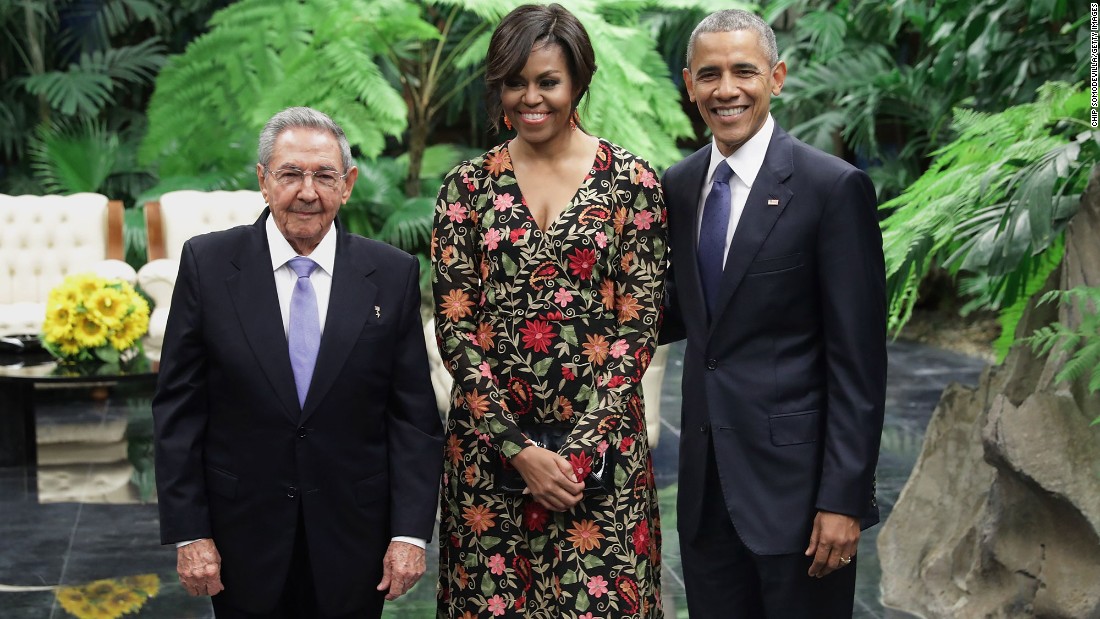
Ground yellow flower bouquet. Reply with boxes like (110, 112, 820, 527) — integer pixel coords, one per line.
(41, 273, 150, 364)
(55, 574, 161, 619)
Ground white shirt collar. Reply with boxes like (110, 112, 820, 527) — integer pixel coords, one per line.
(706, 113, 775, 188)
(265, 213, 337, 275)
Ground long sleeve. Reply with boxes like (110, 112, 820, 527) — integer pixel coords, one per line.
(814, 167, 887, 517)
(563, 157, 668, 458)
(152, 241, 212, 544)
(433, 162, 529, 458)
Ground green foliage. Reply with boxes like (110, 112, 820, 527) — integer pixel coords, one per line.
(568, 0, 700, 171)
(343, 143, 480, 250)
(1025, 286, 1100, 420)
(139, 0, 424, 192)
(880, 82, 1097, 334)
(0, 1, 167, 187)
(137, 0, 698, 270)
(768, 0, 1085, 200)
(958, 235, 1065, 361)
(0, 0, 228, 206)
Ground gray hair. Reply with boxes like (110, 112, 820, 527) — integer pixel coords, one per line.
(686, 9, 778, 68)
(257, 106, 354, 172)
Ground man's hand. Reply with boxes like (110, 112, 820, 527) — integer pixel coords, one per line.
(177, 538, 224, 596)
(511, 446, 585, 512)
(804, 511, 860, 578)
(376, 541, 425, 601)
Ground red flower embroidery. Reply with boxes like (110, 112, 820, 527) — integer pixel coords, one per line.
(518, 320, 555, 354)
(568, 248, 597, 280)
(523, 500, 549, 532)
(569, 451, 593, 480)
(632, 520, 650, 556)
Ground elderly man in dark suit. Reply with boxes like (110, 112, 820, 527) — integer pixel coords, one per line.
(660, 10, 887, 618)
(153, 106, 443, 618)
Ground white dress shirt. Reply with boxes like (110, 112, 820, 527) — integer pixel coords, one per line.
(266, 215, 335, 335)
(697, 114, 776, 268)
(180, 218, 425, 550)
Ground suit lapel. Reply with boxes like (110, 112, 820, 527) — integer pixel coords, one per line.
(300, 225, 377, 423)
(708, 128, 794, 335)
(673, 147, 711, 329)
(226, 210, 301, 422)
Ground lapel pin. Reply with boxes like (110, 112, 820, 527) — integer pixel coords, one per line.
(767, 198, 780, 206)
(374, 306, 381, 319)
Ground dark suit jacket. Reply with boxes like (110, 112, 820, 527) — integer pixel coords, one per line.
(661, 126, 886, 556)
(153, 210, 443, 616)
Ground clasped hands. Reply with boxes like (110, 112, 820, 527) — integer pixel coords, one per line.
(510, 445, 584, 511)
(176, 538, 425, 600)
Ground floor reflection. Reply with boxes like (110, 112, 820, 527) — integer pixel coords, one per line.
(0, 341, 986, 618)
(32, 385, 156, 504)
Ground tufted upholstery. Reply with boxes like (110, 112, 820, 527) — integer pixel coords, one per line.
(0, 193, 135, 335)
(138, 190, 268, 360)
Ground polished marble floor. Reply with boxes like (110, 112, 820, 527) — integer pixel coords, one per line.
(0, 340, 986, 618)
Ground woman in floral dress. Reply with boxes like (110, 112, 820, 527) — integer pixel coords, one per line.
(432, 4, 666, 618)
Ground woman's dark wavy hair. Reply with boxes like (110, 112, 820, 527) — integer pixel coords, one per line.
(484, 3, 597, 134)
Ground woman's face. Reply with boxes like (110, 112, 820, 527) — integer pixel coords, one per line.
(501, 43, 578, 145)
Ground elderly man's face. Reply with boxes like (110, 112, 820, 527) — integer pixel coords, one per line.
(257, 127, 357, 256)
(684, 29, 786, 157)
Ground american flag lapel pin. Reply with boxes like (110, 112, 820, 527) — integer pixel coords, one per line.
(374, 306, 381, 319)
(767, 197, 780, 206)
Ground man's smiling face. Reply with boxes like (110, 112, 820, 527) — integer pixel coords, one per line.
(683, 29, 786, 157)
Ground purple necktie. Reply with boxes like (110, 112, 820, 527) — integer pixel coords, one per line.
(287, 257, 320, 409)
(698, 160, 733, 317)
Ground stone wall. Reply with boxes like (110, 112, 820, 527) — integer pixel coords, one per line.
(878, 167, 1100, 618)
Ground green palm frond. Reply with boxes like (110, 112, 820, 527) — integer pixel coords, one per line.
(378, 196, 436, 251)
(28, 118, 119, 193)
(880, 82, 1096, 334)
(141, 0, 415, 180)
(1025, 286, 1100, 405)
(21, 70, 114, 117)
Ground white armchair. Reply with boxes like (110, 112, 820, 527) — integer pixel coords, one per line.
(0, 193, 135, 336)
(137, 190, 268, 360)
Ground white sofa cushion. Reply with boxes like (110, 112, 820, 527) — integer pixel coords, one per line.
(0, 193, 135, 335)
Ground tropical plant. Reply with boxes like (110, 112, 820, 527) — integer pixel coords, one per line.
(139, 0, 702, 253)
(139, 0, 423, 195)
(765, 0, 1086, 200)
(1025, 286, 1100, 426)
(879, 82, 1097, 357)
(0, 0, 172, 195)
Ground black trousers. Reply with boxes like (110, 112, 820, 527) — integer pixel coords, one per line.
(211, 508, 381, 619)
(680, 441, 857, 619)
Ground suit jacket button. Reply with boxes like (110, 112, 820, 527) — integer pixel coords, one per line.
(706, 359, 718, 370)
(287, 486, 298, 498)
(700, 422, 710, 433)
(297, 427, 307, 439)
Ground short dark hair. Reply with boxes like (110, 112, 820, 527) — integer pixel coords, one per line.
(687, 9, 778, 68)
(484, 3, 597, 134)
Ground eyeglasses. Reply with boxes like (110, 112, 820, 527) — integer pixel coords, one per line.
(264, 166, 348, 190)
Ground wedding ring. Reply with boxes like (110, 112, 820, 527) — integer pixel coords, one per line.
(839, 556, 852, 565)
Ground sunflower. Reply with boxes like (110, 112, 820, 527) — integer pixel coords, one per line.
(86, 288, 128, 327)
(72, 314, 108, 349)
(41, 274, 150, 361)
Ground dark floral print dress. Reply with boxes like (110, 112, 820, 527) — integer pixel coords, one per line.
(432, 138, 667, 619)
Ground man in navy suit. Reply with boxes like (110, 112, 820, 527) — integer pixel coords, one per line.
(153, 107, 443, 618)
(660, 10, 887, 618)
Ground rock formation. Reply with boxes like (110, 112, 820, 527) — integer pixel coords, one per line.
(878, 167, 1100, 618)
